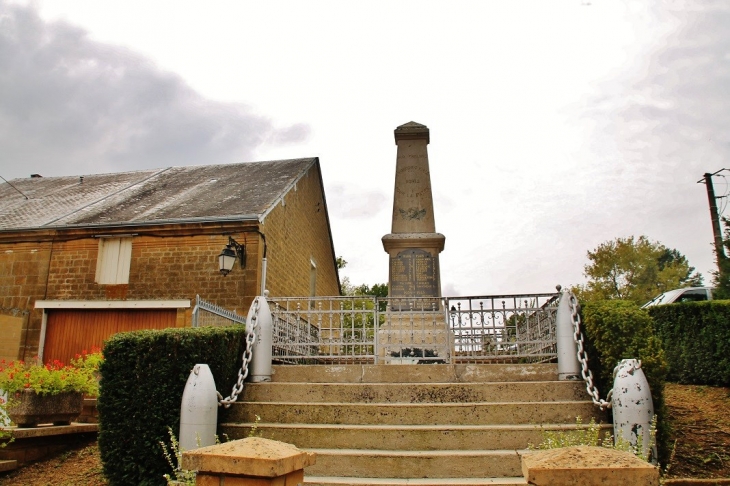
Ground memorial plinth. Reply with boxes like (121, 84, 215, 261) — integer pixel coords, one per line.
(381, 122, 449, 362)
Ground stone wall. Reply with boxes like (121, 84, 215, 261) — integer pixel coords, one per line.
(0, 242, 51, 361)
(262, 163, 340, 298)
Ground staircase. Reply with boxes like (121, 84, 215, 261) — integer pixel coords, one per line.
(220, 363, 608, 486)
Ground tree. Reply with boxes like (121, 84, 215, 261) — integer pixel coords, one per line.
(348, 283, 388, 298)
(575, 236, 703, 305)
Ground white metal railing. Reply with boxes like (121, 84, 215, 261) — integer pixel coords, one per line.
(267, 292, 559, 364)
(446, 293, 559, 364)
(192, 295, 246, 328)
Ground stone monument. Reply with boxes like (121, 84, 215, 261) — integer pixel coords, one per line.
(380, 122, 448, 362)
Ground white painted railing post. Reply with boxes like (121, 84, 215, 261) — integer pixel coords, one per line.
(249, 292, 273, 383)
(556, 288, 581, 380)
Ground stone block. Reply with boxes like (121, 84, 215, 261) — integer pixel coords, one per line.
(521, 446, 659, 486)
(182, 437, 315, 478)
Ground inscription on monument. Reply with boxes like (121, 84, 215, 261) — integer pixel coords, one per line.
(389, 249, 438, 299)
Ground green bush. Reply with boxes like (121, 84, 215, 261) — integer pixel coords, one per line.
(647, 300, 730, 386)
(98, 326, 247, 486)
(581, 300, 669, 465)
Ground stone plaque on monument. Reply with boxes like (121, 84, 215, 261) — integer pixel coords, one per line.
(389, 249, 438, 299)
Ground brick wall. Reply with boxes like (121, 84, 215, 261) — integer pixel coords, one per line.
(262, 163, 340, 298)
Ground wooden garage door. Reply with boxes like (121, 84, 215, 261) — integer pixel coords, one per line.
(43, 309, 176, 365)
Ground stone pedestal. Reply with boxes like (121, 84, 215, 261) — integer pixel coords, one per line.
(378, 310, 452, 363)
(521, 446, 659, 486)
(182, 437, 316, 486)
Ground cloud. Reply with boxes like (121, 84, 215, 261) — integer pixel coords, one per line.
(327, 183, 388, 219)
(0, 1, 308, 180)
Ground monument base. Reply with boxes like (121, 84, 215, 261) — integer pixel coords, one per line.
(377, 311, 452, 364)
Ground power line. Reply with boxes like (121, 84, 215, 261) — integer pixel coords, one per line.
(0, 175, 29, 200)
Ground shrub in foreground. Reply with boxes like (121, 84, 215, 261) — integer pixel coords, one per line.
(98, 326, 246, 486)
(580, 300, 669, 466)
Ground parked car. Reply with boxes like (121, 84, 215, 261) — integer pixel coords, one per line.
(641, 287, 714, 308)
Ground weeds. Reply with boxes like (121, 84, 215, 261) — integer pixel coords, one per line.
(159, 428, 196, 486)
(248, 414, 261, 438)
(529, 416, 658, 464)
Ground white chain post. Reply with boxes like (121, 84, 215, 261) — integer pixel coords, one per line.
(249, 291, 273, 383)
(180, 364, 218, 450)
(612, 359, 656, 462)
(556, 286, 581, 380)
(563, 287, 613, 410)
(217, 297, 260, 408)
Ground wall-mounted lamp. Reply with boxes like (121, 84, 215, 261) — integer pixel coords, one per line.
(218, 237, 246, 276)
(218, 231, 268, 295)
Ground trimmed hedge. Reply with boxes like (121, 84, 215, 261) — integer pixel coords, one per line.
(581, 300, 668, 464)
(647, 300, 730, 386)
(98, 326, 247, 486)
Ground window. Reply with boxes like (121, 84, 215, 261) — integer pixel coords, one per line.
(675, 289, 709, 303)
(95, 238, 132, 284)
(309, 259, 317, 307)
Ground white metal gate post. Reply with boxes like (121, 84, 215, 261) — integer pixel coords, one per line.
(556, 288, 581, 380)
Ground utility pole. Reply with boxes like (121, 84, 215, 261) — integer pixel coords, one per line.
(699, 169, 727, 270)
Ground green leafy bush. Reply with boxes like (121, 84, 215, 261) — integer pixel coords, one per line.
(98, 326, 247, 486)
(580, 300, 669, 465)
(647, 301, 730, 386)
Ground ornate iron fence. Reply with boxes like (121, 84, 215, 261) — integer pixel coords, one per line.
(445, 293, 559, 363)
(267, 292, 559, 364)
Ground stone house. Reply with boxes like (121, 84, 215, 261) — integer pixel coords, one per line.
(0, 158, 340, 364)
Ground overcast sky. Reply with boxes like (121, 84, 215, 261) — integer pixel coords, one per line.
(2, 0, 729, 297)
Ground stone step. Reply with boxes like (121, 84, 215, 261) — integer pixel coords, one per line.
(304, 476, 527, 485)
(302, 449, 525, 479)
(0, 459, 18, 472)
(220, 422, 613, 451)
(241, 381, 586, 404)
(270, 364, 558, 384)
(222, 400, 605, 425)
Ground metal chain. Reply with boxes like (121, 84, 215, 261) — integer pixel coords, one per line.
(217, 297, 260, 408)
(567, 292, 613, 410)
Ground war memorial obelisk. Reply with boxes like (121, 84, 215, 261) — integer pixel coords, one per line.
(380, 122, 448, 361)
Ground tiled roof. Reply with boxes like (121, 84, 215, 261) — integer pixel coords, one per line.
(0, 158, 316, 230)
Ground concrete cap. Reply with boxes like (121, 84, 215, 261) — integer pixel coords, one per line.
(395, 122, 429, 144)
(382, 232, 445, 252)
(521, 446, 659, 486)
(182, 437, 316, 478)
